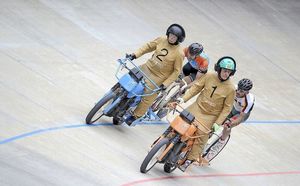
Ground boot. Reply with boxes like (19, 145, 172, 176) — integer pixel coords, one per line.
(124, 115, 137, 126)
(178, 159, 193, 172)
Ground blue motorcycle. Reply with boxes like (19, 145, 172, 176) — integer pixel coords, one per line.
(85, 57, 162, 125)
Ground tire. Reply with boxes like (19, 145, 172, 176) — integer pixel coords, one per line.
(85, 91, 116, 124)
(140, 138, 170, 173)
(202, 135, 230, 162)
(157, 83, 180, 109)
(164, 162, 177, 173)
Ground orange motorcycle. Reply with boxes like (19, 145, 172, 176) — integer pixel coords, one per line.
(140, 107, 211, 173)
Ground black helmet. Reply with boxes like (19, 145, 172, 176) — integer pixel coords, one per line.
(166, 23, 186, 43)
(188, 43, 203, 56)
(238, 78, 253, 91)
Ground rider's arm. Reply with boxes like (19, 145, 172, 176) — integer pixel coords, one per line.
(182, 73, 207, 102)
(162, 54, 184, 87)
(134, 37, 163, 58)
(215, 88, 236, 125)
(230, 112, 246, 128)
(230, 94, 255, 127)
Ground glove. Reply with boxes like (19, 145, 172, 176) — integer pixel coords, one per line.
(212, 123, 221, 132)
(176, 97, 184, 104)
(126, 53, 136, 61)
(160, 84, 167, 91)
(167, 97, 184, 109)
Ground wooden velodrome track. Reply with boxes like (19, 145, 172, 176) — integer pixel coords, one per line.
(1, 0, 300, 185)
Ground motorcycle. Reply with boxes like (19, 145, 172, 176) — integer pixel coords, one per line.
(85, 57, 161, 126)
(140, 106, 231, 173)
(140, 106, 211, 173)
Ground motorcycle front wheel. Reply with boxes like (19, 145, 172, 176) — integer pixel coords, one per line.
(140, 138, 170, 173)
(85, 91, 116, 124)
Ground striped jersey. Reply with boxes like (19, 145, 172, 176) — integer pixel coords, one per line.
(234, 93, 255, 113)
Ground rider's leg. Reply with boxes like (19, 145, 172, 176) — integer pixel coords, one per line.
(124, 67, 163, 125)
(180, 73, 195, 95)
(179, 129, 209, 171)
(125, 93, 159, 125)
(181, 75, 193, 87)
(187, 129, 209, 161)
(195, 71, 206, 80)
(133, 93, 158, 117)
(182, 62, 196, 76)
(127, 77, 162, 124)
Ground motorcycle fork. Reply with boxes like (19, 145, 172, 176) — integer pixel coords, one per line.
(168, 142, 187, 165)
(113, 96, 133, 118)
(177, 139, 194, 165)
(157, 134, 180, 162)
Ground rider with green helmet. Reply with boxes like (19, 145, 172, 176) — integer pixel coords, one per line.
(214, 56, 236, 81)
(170, 56, 237, 171)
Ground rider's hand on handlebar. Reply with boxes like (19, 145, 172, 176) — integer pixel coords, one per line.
(168, 97, 184, 109)
(160, 84, 167, 91)
(212, 123, 222, 133)
(167, 102, 178, 109)
(126, 53, 136, 61)
(223, 119, 232, 128)
(176, 97, 184, 104)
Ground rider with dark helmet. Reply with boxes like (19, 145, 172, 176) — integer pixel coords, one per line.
(124, 23, 185, 125)
(166, 24, 186, 45)
(181, 43, 209, 86)
(188, 43, 203, 56)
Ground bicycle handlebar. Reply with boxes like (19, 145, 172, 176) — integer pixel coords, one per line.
(115, 58, 161, 96)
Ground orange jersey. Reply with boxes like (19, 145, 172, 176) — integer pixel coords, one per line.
(183, 48, 209, 70)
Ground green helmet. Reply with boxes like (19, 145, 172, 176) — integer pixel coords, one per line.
(219, 58, 235, 70)
(214, 56, 236, 76)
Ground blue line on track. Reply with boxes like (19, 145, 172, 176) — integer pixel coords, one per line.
(0, 120, 299, 145)
(245, 120, 300, 124)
